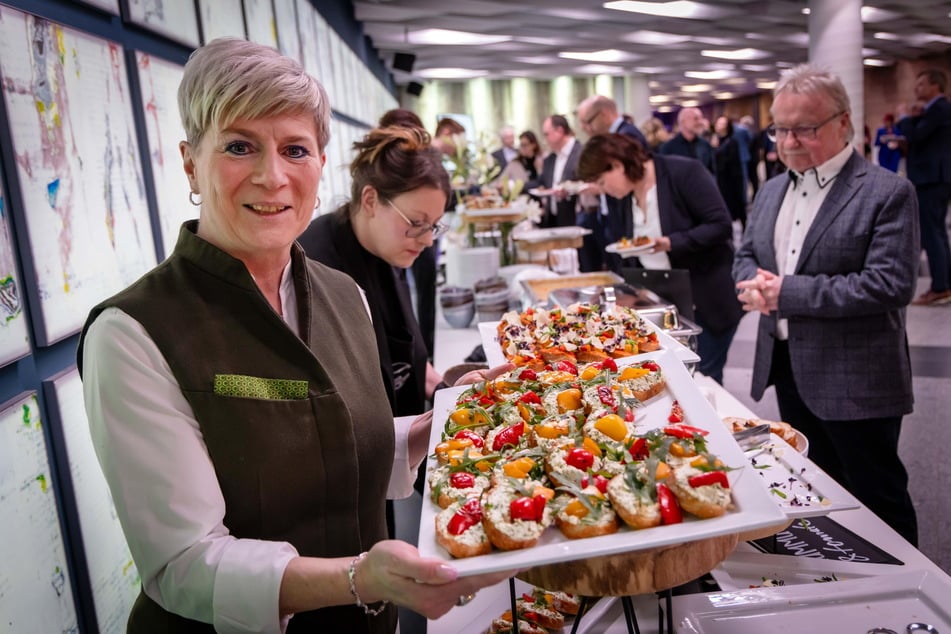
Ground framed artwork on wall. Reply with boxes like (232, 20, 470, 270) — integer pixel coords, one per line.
(197, 0, 247, 44)
(0, 158, 31, 367)
(44, 368, 140, 633)
(122, 0, 201, 49)
(134, 51, 193, 259)
(242, 0, 277, 48)
(0, 8, 157, 345)
(0, 392, 80, 633)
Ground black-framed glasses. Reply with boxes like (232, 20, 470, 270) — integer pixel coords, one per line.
(387, 200, 448, 239)
(767, 111, 845, 142)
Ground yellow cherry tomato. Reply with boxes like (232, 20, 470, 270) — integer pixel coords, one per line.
(556, 388, 583, 412)
(594, 414, 627, 442)
(580, 365, 600, 380)
(582, 436, 603, 457)
(563, 499, 589, 518)
(619, 366, 649, 381)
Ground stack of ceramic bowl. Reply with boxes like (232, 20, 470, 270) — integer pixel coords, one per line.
(439, 286, 475, 328)
(473, 276, 510, 323)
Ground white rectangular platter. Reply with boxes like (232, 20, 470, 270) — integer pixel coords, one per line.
(418, 350, 788, 577)
(709, 551, 908, 592)
(479, 315, 700, 370)
(674, 569, 951, 633)
(740, 436, 861, 519)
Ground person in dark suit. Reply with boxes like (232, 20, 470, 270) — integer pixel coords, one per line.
(712, 116, 747, 229)
(659, 106, 716, 174)
(577, 133, 743, 384)
(897, 68, 951, 306)
(490, 125, 518, 170)
(538, 114, 582, 227)
(576, 95, 649, 271)
(734, 64, 920, 546)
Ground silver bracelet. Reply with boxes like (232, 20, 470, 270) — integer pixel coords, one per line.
(347, 551, 388, 616)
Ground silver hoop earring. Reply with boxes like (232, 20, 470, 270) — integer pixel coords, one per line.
(189, 191, 201, 206)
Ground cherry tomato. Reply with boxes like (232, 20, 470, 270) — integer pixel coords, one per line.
(492, 422, 525, 451)
(656, 483, 683, 525)
(554, 360, 578, 375)
(517, 368, 538, 381)
(447, 498, 483, 535)
(449, 472, 476, 489)
(688, 471, 730, 489)
(599, 358, 618, 372)
(582, 474, 610, 494)
(509, 495, 546, 521)
(565, 447, 595, 471)
(668, 400, 685, 423)
(642, 361, 660, 372)
(453, 429, 485, 449)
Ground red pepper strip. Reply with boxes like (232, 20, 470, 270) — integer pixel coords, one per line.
(492, 422, 525, 451)
(447, 498, 483, 535)
(656, 483, 683, 525)
(554, 360, 578, 375)
(453, 429, 485, 449)
(599, 358, 618, 372)
(642, 361, 660, 371)
(688, 471, 730, 489)
(663, 424, 710, 439)
(518, 368, 538, 380)
(597, 385, 617, 408)
(592, 474, 610, 493)
(668, 400, 684, 423)
(517, 391, 542, 405)
(629, 437, 648, 460)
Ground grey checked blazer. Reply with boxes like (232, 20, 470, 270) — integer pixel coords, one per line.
(733, 151, 919, 420)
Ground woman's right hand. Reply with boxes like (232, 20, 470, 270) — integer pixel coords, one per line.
(356, 540, 516, 619)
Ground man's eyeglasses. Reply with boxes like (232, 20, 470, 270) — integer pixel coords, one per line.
(767, 111, 845, 142)
(387, 200, 448, 239)
(582, 109, 601, 126)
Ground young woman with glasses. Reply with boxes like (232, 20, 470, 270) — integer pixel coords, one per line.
(298, 126, 450, 427)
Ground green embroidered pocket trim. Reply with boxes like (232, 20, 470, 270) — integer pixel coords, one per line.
(214, 374, 308, 400)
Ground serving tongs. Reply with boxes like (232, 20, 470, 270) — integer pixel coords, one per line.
(732, 423, 771, 451)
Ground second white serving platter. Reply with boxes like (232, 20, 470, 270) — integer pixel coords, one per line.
(419, 350, 788, 577)
(675, 569, 951, 633)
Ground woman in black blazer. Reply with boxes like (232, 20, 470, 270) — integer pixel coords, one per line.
(578, 134, 744, 383)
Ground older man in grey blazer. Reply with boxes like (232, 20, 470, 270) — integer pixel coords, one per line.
(734, 64, 920, 546)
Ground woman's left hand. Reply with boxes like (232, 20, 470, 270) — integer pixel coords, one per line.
(452, 362, 515, 387)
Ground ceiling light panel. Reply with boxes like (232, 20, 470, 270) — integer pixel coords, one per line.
(407, 28, 511, 46)
(604, 1, 734, 20)
(559, 49, 639, 63)
(701, 48, 771, 60)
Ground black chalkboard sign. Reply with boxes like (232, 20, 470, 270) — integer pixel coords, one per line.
(750, 515, 904, 565)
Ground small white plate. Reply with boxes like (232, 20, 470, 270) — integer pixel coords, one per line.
(605, 239, 656, 257)
(739, 435, 861, 519)
(675, 569, 951, 633)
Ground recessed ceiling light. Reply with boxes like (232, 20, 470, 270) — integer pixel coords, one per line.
(684, 69, 735, 80)
(656, 106, 674, 113)
(559, 49, 637, 63)
(741, 64, 773, 72)
(874, 32, 900, 41)
(756, 80, 778, 90)
(680, 83, 714, 92)
(573, 63, 626, 75)
(407, 29, 511, 46)
(415, 67, 490, 79)
(604, 1, 728, 20)
(864, 58, 893, 67)
(679, 100, 700, 107)
(622, 30, 690, 45)
(701, 48, 770, 61)
(712, 92, 736, 100)
(862, 7, 902, 22)
(634, 67, 673, 75)
(802, 8, 810, 15)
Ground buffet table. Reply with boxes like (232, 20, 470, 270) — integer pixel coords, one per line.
(429, 315, 951, 634)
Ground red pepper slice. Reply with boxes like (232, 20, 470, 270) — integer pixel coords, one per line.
(492, 422, 525, 451)
(668, 400, 684, 423)
(453, 429, 485, 449)
(688, 471, 730, 489)
(628, 437, 648, 460)
(554, 360, 578, 375)
(517, 391, 542, 405)
(449, 472, 476, 489)
(447, 498, 483, 535)
(663, 424, 710, 439)
(599, 358, 618, 372)
(518, 368, 538, 381)
(656, 483, 683, 525)
(623, 406, 636, 422)
(565, 447, 595, 471)
(597, 385, 617, 408)
(590, 474, 610, 493)
(641, 361, 660, 372)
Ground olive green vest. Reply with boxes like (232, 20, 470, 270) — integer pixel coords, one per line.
(78, 222, 397, 633)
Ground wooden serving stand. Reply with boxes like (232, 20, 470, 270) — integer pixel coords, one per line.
(506, 533, 740, 634)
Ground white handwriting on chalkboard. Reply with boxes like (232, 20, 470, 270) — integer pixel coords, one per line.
(772, 518, 871, 562)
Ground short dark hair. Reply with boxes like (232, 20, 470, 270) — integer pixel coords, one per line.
(519, 130, 541, 157)
(549, 114, 573, 136)
(378, 108, 424, 129)
(918, 69, 947, 93)
(435, 116, 465, 137)
(577, 133, 649, 184)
